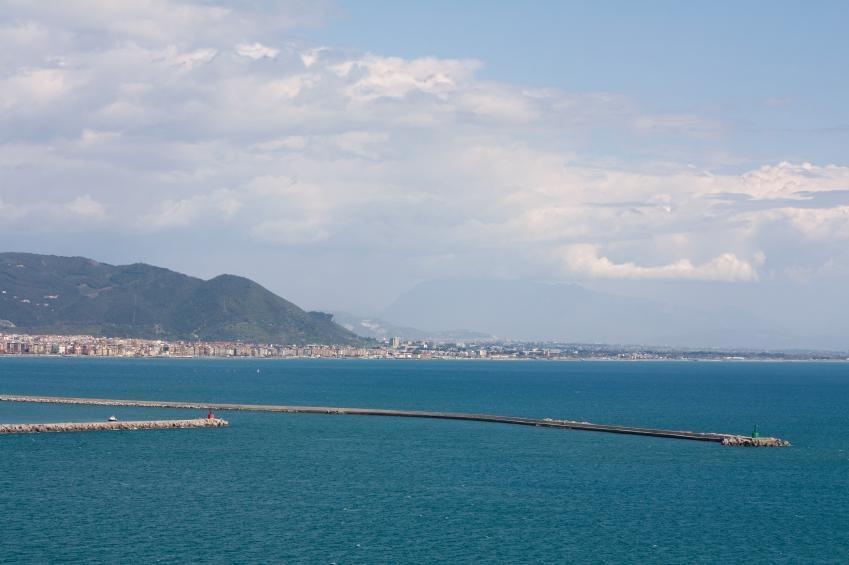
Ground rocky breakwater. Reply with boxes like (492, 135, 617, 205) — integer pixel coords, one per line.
(0, 418, 229, 435)
(720, 435, 790, 447)
(0, 395, 795, 446)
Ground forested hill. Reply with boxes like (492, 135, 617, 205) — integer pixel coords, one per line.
(0, 253, 364, 345)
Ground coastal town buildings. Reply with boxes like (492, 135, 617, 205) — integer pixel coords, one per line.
(1, 332, 845, 361)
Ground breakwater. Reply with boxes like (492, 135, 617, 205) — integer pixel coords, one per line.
(0, 417, 229, 435)
(0, 394, 788, 446)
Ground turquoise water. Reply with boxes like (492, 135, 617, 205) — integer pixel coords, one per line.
(1, 358, 848, 563)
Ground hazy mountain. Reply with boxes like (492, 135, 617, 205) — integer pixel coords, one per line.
(0, 252, 363, 345)
(381, 279, 829, 349)
(332, 311, 495, 342)
(584, 278, 849, 350)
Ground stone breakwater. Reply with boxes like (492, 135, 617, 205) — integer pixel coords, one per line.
(0, 395, 789, 446)
(0, 418, 228, 435)
(721, 435, 790, 447)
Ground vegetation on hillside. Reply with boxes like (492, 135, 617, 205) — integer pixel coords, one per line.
(0, 253, 364, 345)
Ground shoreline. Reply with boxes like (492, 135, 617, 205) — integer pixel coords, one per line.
(0, 355, 846, 363)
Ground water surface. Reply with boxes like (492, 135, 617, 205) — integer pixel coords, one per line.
(1, 358, 847, 563)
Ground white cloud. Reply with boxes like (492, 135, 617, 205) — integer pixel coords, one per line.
(158, 46, 217, 69)
(780, 206, 849, 241)
(1, 68, 69, 110)
(79, 129, 121, 146)
(66, 195, 106, 218)
(559, 245, 761, 282)
(1, 1, 326, 47)
(732, 162, 849, 200)
(327, 131, 389, 159)
(251, 136, 307, 152)
(235, 42, 279, 60)
(142, 198, 202, 229)
(335, 55, 480, 101)
(139, 189, 241, 229)
(299, 47, 328, 68)
(250, 219, 331, 245)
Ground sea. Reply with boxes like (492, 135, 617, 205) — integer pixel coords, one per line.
(1, 358, 848, 563)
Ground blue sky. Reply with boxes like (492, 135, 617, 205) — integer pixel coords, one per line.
(306, 1, 849, 166)
(1, 0, 849, 344)
(312, 1, 848, 102)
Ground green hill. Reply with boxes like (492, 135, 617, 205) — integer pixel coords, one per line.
(0, 252, 364, 345)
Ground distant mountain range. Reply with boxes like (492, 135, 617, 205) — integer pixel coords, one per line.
(0, 253, 363, 345)
(332, 311, 495, 342)
(380, 279, 831, 350)
(5, 253, 842, 350)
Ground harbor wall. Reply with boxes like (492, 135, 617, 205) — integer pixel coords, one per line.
(0, 395, 788, 446)
(0, 418, 228, 435)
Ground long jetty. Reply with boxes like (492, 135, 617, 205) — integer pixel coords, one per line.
(0, 394, 788, 446)
(0, 418, 228, 435)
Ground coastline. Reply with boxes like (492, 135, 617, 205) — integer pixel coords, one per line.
(1, 355, 847, 363)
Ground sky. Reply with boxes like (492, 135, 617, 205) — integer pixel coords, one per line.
(1, 0, 849, 341)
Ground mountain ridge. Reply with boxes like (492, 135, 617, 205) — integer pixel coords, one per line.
(0, 252, 363, 345)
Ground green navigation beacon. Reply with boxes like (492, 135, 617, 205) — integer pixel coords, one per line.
(752, 424, 760, 438)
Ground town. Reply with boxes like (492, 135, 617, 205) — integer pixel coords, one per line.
(1, 332, 846, 362)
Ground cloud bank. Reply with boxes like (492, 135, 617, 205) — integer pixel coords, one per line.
(2, 0, 849, 309)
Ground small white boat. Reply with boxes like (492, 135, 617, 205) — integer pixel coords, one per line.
(108, 415, 118, 422)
